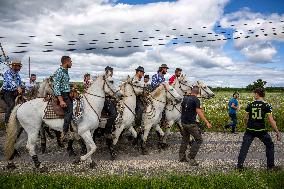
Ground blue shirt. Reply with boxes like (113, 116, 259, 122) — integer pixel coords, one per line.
(2, 69, 22, 91)
(151, 72, 165, 89)
(228, 98, 238, 114)
(53, 66, 70, 96)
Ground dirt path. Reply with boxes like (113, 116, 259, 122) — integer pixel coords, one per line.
(0, 129, 283, 176)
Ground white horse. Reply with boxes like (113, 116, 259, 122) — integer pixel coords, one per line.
(112, 76, 145, 145)
(139, 83, 182, 154)
(5, 71, 118, 171)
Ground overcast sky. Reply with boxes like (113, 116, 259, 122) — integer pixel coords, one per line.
(0, 0, 284, 87)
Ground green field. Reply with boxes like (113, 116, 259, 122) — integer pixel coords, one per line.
(1, 91, 284, 131)
(200, 92, 284, 132)
(0, 170, 284, 189)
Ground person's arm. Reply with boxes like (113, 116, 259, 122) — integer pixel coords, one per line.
(196, 108, 212, 128)
(268, 113, 280, 141)
(231, 100, 238, 109)
(244, 112, 249, 126)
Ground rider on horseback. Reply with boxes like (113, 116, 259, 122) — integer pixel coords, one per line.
(102, 66, 118, 159)
(169, 68, 182, 85)
(2, 60, 23, 125)
(151, 64, 168, 90)
(53, 56, 73, 141)
(134, 66, 145, 128)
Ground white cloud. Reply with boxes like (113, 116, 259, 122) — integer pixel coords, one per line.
(1, 0, 284, 87)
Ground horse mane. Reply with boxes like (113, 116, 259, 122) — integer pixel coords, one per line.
(150, 85, 164, 98)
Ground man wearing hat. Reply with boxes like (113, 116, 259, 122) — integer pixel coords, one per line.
(133, 66, 145, 128)
(102, 66, 118, 160)
(53, 56, 73, 140)
(151, 64, 169, 90)
(169, 68, 182, 85)
(2, 60, 23, 124)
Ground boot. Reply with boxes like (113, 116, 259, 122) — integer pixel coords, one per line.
(106, 138, 117, 160)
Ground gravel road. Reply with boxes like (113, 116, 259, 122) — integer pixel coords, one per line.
(0, 125, 283, 176)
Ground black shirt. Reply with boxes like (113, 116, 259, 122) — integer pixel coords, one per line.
(181, 95, 200, 124)
(245, 100, 272, 132)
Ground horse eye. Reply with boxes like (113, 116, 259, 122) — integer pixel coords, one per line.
(109, 80, 114, 84)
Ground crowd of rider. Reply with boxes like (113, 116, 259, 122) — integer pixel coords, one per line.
(0, 56, 281, 170)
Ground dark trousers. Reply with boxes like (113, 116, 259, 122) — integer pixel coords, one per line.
(3, 90, 17, 124)
(237, 131, 275, 168)
(135, 96, 144, 127)
(103, 99, 117, 137)
(229, 113, 237, 133)
(179, 123, 203, 160)
(62, 92, 73, 133)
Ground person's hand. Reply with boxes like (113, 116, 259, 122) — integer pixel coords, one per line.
(206, 122, 212, 129)
(59, 100, 67, 108)
(17, 87, 23, 94)
(276, 132, 281, 141)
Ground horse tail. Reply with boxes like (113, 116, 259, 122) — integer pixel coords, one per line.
(5, 104, 22, 160)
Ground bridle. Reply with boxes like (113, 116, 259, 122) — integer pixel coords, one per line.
(83, 75, 118, 121)
(119, 78, 145, 117)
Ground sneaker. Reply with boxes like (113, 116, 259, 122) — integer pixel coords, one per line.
(235, 166, 245, 172)
(189, 159, 199, 166)
(267, 166, 282, 171)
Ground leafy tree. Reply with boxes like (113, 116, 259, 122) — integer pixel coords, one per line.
(246, 79, 267, 91)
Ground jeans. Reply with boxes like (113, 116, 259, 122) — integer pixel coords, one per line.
(237, 131, 275, 168)
(62, 92, 73, 133)
(179, 123, 203, 160)
(228, 113, 237, 133)
(135, 96, 144, 127)
(3, 90, 17, 124)
(103, 99, 117, 137)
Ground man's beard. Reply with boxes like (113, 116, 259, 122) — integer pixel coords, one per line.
(162, 70, 167, 74)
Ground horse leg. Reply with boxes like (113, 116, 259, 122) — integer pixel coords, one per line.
(67, 139, 77, 157)
(155, 124, 167, 149)
(55, 130, 64, 148)
(40, 127, 47, 154)
(128, 126, 137, 139)
(79, 138, 87, 155)
(26, 131, 48, 172)
(140, 123, 152, 155)
(79, 130, 97, 163)
(112, 123, 126, 145)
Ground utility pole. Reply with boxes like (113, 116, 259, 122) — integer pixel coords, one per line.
(28, 56, 31, 78)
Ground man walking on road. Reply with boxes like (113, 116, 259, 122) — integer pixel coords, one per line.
(179, 86, 212, 166)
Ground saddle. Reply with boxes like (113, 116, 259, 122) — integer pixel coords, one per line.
(43, 88, 83, 119)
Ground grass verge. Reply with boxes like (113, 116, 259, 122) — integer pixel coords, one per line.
(0, 170, 284, 189)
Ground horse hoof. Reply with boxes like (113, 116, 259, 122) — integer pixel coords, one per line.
(73, 158, 81, 165)
(68, 150, 77, 157)
(161, 143, 169, 150)
(110, 152, 117, 161)
(39, 166, 49, 173)
(80, 149, 87, 155)
(89, 161, 97, 169)
(141, 149, 149, 155)
(6, 162, 16, 170)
